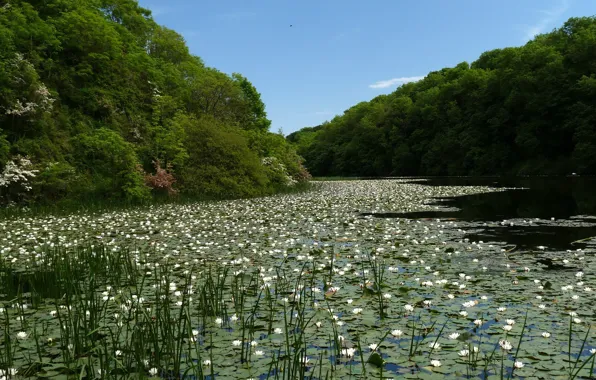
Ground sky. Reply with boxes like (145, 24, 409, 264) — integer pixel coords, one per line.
(137, 0, 596, 135)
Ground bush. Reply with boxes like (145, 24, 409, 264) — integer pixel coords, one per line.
(73, 128, 150, 202)
(33, 161, 78, 202)
(178, 115, 268, 198)
(0, 155, 38, 205)
(144, 160, 178, 196)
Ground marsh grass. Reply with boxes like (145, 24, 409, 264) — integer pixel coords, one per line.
(1, 243, 595, 379)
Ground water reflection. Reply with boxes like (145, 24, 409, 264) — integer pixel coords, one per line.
(364, 177, 596, 251)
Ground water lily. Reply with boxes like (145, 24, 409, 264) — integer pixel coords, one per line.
(499, 340, 513, 351)
(341, 348, 356, 358)
(391, 329, 403, 338)
(430, 359, 441, 367)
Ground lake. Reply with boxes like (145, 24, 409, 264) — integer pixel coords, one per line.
(0, 179, 594, 378)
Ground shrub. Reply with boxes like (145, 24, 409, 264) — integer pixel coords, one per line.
(73, 128, 150, 202)
(144, 160, 178, 196)
(178, 115, 268, 198)
(0, 155, 38, 204)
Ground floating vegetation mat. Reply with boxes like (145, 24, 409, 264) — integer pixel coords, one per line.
(0, 180, 594, 379)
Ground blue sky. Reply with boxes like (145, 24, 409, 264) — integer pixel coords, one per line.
(137, 0, 596, 134)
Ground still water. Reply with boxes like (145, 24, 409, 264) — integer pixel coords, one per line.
(368, 176, 596, 252)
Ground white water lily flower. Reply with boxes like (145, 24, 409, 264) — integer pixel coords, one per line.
(341, 347, 356, 358)
(404, 304, 414, 312)
(430, 359, 441, 367)
(369, 343, 378, 351)
(514, 361, 524, 369)
(458, 349, 470, 357)
(202, 359, 211, 366)
(506, 319, 515, 325)
(449, 332, 460, 340)
(148, 368, 158, 376)
(254, 350, 264, 356)
(473, 319, 483, 327)
(499, 340, 513, 351)
(16, 331, 28, 340)
(391, 329, 403, 338)
(428, 342, 441, 350)
(232, 340, 242, 346)
(274, 328, 283, 334)
(542, 332, 551, 338)
(503, 325, 513, 331)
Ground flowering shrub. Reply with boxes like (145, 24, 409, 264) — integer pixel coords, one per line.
(262, 156, 296, 187)
(0, 155, 38, 204)
(144, 160, 178, 196)
(1, 54, 54, 118)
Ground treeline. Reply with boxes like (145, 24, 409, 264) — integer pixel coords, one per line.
(0, 0, 309, 206)
(288, 17, 596, 177)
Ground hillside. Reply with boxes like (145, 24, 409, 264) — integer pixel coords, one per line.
(0, 0, 309, 206)
(288, 17, 596, 177)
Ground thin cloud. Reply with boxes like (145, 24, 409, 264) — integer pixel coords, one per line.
(523, 0, 570, 41)
(369, 76, 425, 89)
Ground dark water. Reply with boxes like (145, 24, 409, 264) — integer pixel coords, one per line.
(366, 177, 596, 251)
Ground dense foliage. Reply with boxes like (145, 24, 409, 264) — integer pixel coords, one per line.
(288, 17, 596, 177)
(0, 0, 309, 206)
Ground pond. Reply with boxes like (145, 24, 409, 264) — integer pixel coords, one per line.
(365, 176, 596, 252)
(0, 179, 594, 379)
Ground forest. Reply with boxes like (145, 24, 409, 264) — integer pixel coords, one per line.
(0, 0, 309, 207)
(288, 17, 596, 177)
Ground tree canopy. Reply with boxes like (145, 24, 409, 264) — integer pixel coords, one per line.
(288, 17, 596, 177)
(0, 0, 309, 205)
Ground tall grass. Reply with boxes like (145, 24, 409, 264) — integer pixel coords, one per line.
(0, 243, 594, 379)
